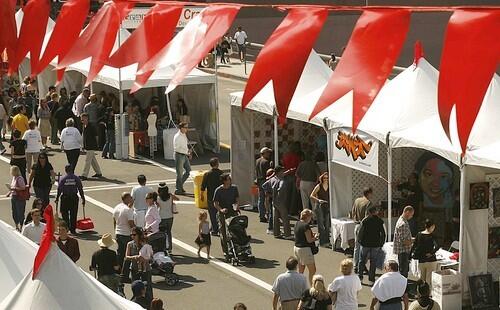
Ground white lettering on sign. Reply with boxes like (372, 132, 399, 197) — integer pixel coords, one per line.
(122, 7, 204, 29)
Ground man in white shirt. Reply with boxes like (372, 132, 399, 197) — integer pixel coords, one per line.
(272, 256, 309, 310)
(370, 261, 408, 310)
(173, 122, 191, 195)
(22, 120, 42, 174)
(73, 88, 90, 129)
(233, 26, 248, 62)
(131, 174, 153, 228)
(60, 118, 83, 172)
(113, 192, 135, 277)
(21, 208, 45, 244)
(328, 259, 362, 310)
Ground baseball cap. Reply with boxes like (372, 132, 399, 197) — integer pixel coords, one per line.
(260, 147, 272, 154)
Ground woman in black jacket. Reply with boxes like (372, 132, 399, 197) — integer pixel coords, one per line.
(412, 219, 440, 289)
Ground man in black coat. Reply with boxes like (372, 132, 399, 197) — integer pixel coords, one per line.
(357, 206, 386, 283)
(80, 112, 102, 180)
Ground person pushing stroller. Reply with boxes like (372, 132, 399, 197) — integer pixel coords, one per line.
(213, 173, 240, 256)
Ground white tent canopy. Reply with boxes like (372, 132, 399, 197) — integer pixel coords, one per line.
(0, 245, 143, 310)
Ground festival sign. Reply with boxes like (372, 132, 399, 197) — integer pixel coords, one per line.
(123, 6, 204, 29)
(331, 128, 379, 176)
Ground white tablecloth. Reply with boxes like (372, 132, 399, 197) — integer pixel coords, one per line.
(331, 218, 356, 250)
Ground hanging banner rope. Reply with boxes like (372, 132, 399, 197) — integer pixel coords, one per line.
(438, 9, 500, 153)
(57, 1, 134, 86)
(37, 0, 90, 79)
(241, 8, 328, 124)
(10, 0, 50, 76)
(137, 5, 241, 93)
(32, 205, 55, 279)
(309, 9, 410, 131)
(107, 4, 183, 93)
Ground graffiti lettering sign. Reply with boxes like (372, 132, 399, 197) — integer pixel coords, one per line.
(331, 129, 379, 176)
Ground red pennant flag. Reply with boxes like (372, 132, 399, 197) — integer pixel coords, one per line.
(10, 0, 50, 75)
(32, 204, 55, 279)
(309, 9, 410, 131)
(138, 5, 240, 92)
(57, 1, 134, 86)
(37, 0, 90, 78)
(107, 4, 183, 93)
(413, 40, 424, 65)
(0, 0, 17, 69)
(241, 8, 328, 124)
(438, 10, 500, 153)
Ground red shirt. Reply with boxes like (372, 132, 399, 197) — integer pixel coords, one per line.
(282, 152, 301, 170)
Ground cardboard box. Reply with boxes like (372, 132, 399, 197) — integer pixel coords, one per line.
(432, 269, 462, 310)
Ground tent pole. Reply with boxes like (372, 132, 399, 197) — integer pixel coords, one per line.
(324, 119, 334, 250)
(214, 45, 220, 153)
(386, 132, 392, 242)
(166, 92, 173, 125)
(273, 108, 279, 165)
(458, 160, 465, 273)
(118, 25, 126, 160)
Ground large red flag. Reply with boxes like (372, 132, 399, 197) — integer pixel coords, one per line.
(438, 10, 500, 153)
(241, 8, 328, 123)
(309, 9, 410, 131)
(10, 0, 50, 75)
(137, 5, 240, 93)
(57, 1, 134, 86)
(0, 0, 17, 68)
(37, 0, 90, 78)
(107, 4, 183, 93)
(32, 204, 55, 279)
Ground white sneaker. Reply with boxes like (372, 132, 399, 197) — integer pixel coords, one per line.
(266, 229, 273, 234)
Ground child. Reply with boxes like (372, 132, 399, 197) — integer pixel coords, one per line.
(137, 236, 153, 273)
(195, 211, 211, 259)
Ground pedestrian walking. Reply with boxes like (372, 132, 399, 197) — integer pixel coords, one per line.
(411, 219, 439, 289)
(113, 192, 135, 275)
(201, 157, 223, 235)
(90, 233, 121, 293)
(173, 122, 191, 195)
(28, 152, 55, 206)
(55, 164, 85, 234)
(357, 206, 386, 284)
(6, 166, 27, 231)
(131, 175, 154, 228)
(9, 129, 27, 181)
(101, 107, 116, 159)
(56, 220, 80, 262)
(370, 261, 409, 310)
(213, 173, 239, 256)
(297, 274, 332, 310)
(272, 256, 309, 310)
(256, 147, 273, 222)
(157, 183, 179, 254)
(21, 208, 45, 244)
(328, 259, 362, 310)
(350, 187, 373, 273)
(60, 118, 82, 172)
(11, 105, 29, 136)
(233, 26, 248, 62)
(23, 120, 42, 174)
(48, 92, 60, 145)
(80, 112, 103, 180)
(294, 209, 318, 285)
(310, 172, 331, 246)
(393, 206, 415, 278)
(37, 98, 51, 149)
(195, 210, 211, 259)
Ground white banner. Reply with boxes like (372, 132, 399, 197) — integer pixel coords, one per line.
(122, 7, 204, 29)
(331, 128, 379, 176)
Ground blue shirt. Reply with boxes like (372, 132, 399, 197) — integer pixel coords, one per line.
(56, 173, 85, 201)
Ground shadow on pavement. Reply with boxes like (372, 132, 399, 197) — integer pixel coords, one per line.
(74, 231, 101, 241)
(152, 274, 204, 291)
(171, 254, 204, 266)
(243, 257, 279, 270)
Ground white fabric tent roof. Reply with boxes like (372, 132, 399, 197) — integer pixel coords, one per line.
(0, 245, 144, 310)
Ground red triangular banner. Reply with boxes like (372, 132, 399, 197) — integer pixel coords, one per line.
(0, 0, 17, 70)
(241, 8, 328, 124)
(309, 9, 410, 131)
(33, 204, 55, 279)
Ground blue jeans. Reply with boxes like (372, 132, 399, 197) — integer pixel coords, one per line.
(257, 183, 266, 220)
(353, 224, 361, 268)
(102, 129, 115, 157)
(314, 203, 331, 245)
(358, 246, 382, 281)
(175, 152, 191, 192)
(11, 196, 26, 227)
(208, 200, 219, 234)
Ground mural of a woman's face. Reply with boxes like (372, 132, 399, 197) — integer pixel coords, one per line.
(419, 158, 453, 203)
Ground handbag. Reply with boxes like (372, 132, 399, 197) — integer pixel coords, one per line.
(310, 243, 319, 255)
(14, 177, 30, 200)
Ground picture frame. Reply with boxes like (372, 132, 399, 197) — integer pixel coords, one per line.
(493, 188, 500, 218)
(470, 182, 489, 210)
(468, 274, 496, 309)
(487, 226, 500, 259)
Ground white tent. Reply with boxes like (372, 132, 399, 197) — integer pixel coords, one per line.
(0, 220, 37, 301)
(0, 245, 144, 310)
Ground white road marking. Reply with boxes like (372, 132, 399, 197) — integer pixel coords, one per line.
(84, 195, 272, 293)
(0, 155, 10, 164)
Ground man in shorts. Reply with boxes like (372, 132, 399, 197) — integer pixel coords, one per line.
(233, 26, 248, 62)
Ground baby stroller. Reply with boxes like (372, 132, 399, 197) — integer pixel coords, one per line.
(147, 232, 179, 286)
(223, 215, 255, 265)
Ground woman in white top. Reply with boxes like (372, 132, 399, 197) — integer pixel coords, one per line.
(328, 259, 362, 310)
(144, 192, 161, 236)
(157, 183, 179, 254)
(60, 118, 82, 172)
(22, 120, 42, 174)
